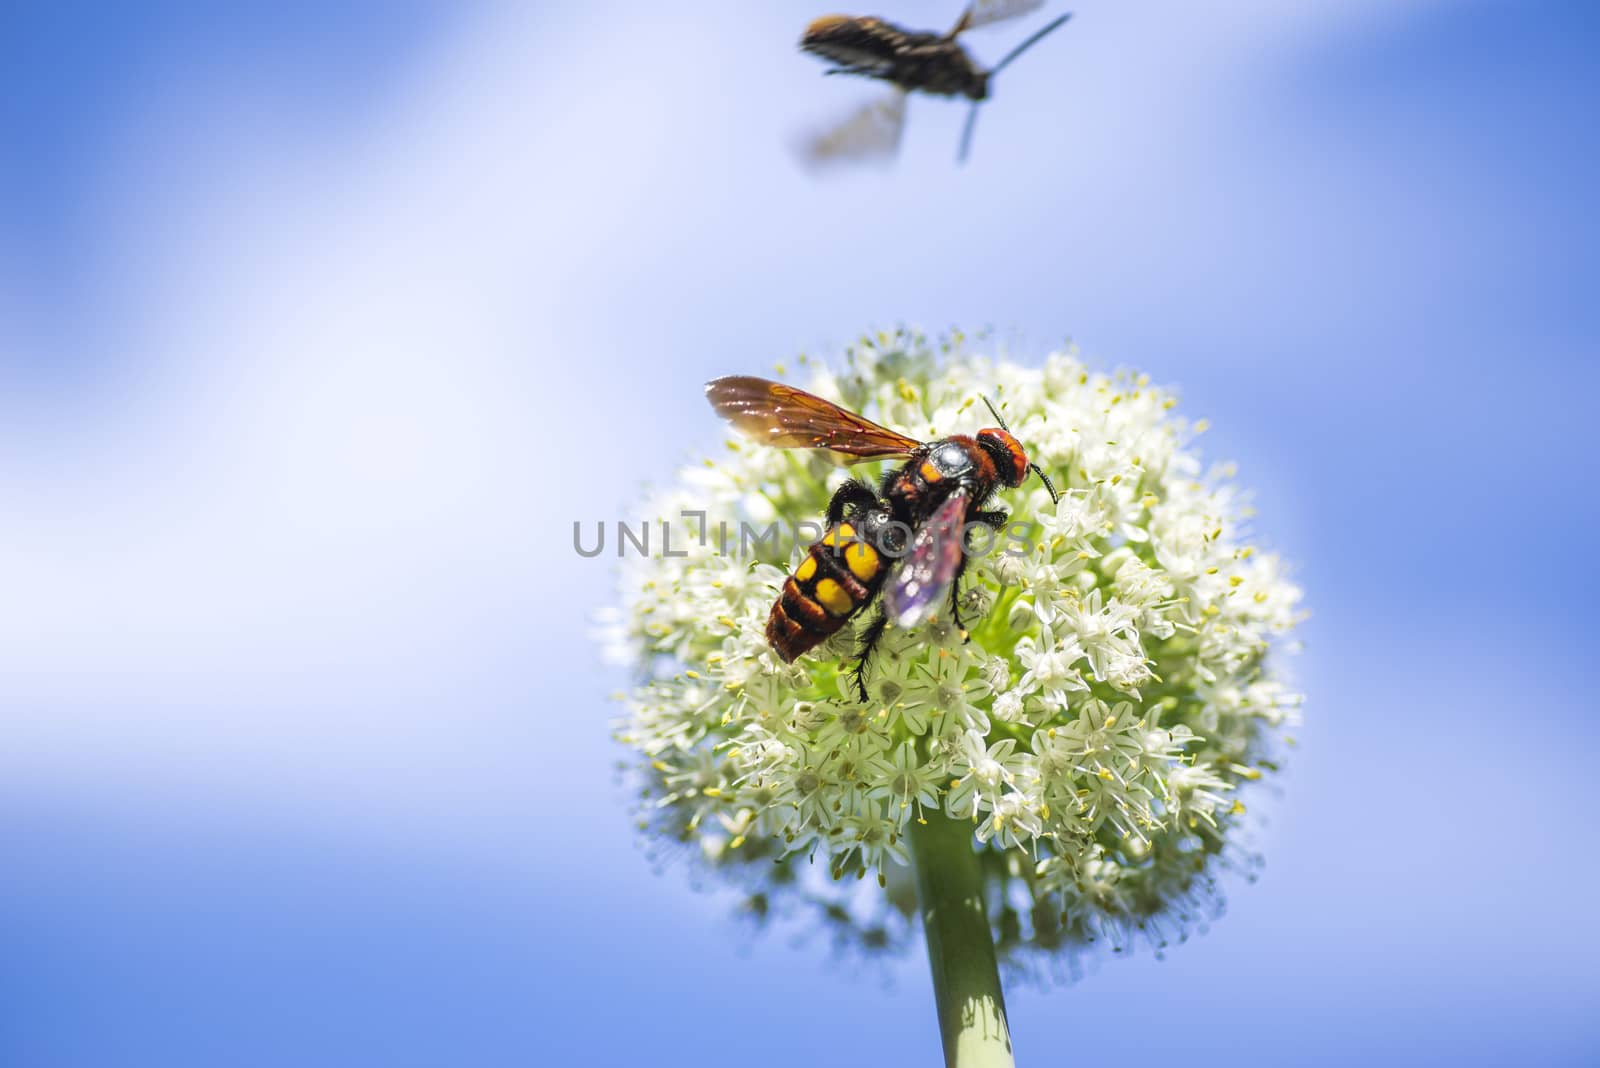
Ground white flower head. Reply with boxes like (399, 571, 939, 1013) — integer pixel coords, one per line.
(609, 329, 1304, 969)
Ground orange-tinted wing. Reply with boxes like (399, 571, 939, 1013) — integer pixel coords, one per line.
(705, 376, 921, 462)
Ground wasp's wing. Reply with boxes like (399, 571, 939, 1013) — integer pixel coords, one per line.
(706, 376, 921, 462)
(950, 0, 1046, 36)
(883, 487, 970, 628)
(800, 90, 907, 168)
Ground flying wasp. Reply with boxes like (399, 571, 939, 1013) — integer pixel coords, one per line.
(798, 0, 1072, 165)
(706, 375, 1058, 700)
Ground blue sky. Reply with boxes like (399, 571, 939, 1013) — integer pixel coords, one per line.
(1, 1, 1597, 1065)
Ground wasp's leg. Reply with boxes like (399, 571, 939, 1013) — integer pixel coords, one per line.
(824, 65, 888, 78)
(826, 479, 881, 527)
(946, 551, 973, 633)
(847, 609, 890, 703)
(948, 509, 1007, 631)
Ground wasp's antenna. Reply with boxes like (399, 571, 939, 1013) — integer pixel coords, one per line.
(989, 12, 1072, 77)
(1031, 463, 1060, 504)
(960, 12, 1072, 163)
(980, 393, 1010, 431)
(958, 103, 981, 164)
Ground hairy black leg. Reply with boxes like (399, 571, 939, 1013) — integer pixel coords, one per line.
(824, 65, 890, 80)
(848, 609, 889, 703)
(946, 552, 971, 633)
(826, 479, 881, 527)
(950, 509, 1007, 632)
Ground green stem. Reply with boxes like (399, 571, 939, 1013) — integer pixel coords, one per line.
(908, 811, 1015, 1068)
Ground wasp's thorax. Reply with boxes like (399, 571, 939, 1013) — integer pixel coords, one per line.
(915, 46, 987, 100)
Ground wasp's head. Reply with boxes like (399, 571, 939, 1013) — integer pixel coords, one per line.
(977, 395, 1060, 502)
(977, 427, 1029, 487)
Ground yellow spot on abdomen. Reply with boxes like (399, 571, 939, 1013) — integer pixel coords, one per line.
(795, 555, 817, 582)
(844, 541, 879, 581)
(814, 578, 853, 616)
(822, 522, 856, 548)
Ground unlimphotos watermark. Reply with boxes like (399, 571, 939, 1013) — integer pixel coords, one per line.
(573, 509, 1037, 560)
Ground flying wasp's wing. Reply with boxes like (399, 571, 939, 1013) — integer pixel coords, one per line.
(706, 376, 921, 462)
(949, 0, 1047, 37)
(883, 487, 970, 628)
(801, 89, 907, 168)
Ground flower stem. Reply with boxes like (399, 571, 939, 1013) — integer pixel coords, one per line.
(908, 811, 1014, 1068)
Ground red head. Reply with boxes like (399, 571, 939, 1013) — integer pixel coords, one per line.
(977, 427, 1029, 487)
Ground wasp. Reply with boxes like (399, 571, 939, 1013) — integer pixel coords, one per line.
(706, 375, 1058, 700)
(799, 1, 1072, 165)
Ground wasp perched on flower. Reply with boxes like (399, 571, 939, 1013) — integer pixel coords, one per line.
(798, 0, 1072, 164)
(610, 332, 1306, 979)
(706, 375, 1058, 699)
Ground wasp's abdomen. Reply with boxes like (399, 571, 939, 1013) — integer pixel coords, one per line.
(767, 519, 888, 663)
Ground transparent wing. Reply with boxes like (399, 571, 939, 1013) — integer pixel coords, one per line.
(951, 0, 1046, 35)
(884, 487, 970, 628)
(799, 90, 907, 169)
(705, 375, 921, 461)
